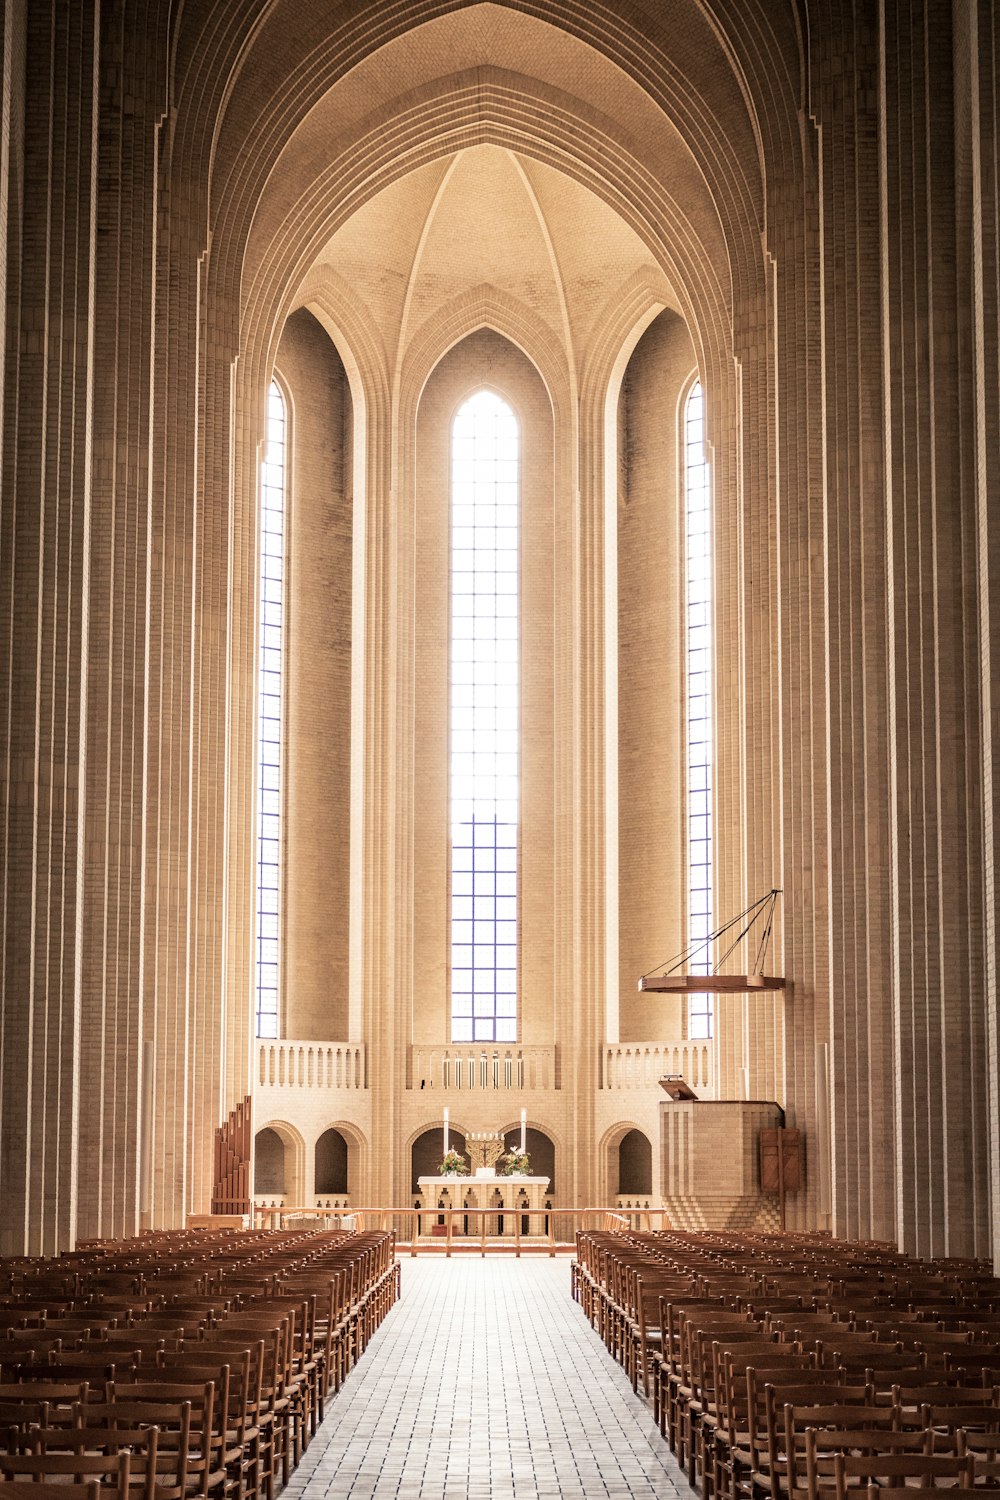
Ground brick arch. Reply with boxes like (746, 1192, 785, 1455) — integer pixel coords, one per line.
(597, 1119, 651, 1203)
(315, 1120, 369, 1201)
(403, 1119, 473, 1156)
(407, 1122, 473, 1197)
(578, 269, 673, 416)
(253, 1118, 306, 1202)
(400, 284, 568, 431)
(237, 73, 738, 407)
(290, 266, 392, 438)
(170, 0, 785, 282)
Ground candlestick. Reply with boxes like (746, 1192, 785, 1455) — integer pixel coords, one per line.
(444, 1107, 449, 1154)
(520, 1108, 526, 1153)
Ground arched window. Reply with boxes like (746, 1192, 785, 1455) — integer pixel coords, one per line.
(685, 381, 713, 1040)
(255, 380, 286, 1039)
(450, 391, 519, 1043)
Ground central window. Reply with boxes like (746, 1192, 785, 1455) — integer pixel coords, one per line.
(450, 391, 519, 1043)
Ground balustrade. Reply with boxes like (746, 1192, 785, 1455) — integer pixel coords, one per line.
(409, 1045, 556, 1091)
(254, 1039, 711, 1095)
(601, 1041, 714, 1094)
(257, 1039, 366, 1090)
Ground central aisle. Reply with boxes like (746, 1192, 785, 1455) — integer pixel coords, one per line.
(286, 1256, 685, 1499)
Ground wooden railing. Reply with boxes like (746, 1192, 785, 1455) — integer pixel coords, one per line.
(257, 1040, 366, 1089)
(251, 1204, 671, 1252)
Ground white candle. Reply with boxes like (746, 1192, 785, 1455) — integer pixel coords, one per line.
(520, 1108, 526, 1153)
(444, 1108, 449, 1155)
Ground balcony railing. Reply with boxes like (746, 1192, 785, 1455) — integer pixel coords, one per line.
(257, 1040, 366, 1090)
(409, 1045, 557, 1091)
(601, 1041, 713, 1093)
(254, 1039, 711, 1094)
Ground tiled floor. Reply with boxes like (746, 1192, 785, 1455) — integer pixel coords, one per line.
(288, 1256, 686, 1499)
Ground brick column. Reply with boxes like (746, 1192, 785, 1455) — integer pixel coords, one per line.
(953, 0, 1000, 1267)
(0, 1, 100, 1254)
(75, 0, 168, 1243)
(878, 0, 989, 1258)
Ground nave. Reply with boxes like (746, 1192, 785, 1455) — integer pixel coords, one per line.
(7, 1226, 1000, 1500)
(285, 1258, 680, 1500)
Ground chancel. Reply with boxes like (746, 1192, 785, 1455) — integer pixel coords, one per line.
(416, 1127, 553, 1245)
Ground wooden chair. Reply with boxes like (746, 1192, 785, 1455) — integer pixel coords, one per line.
(0, 1436, 150, 1500)
(776, 1399, 911, 1500)
(0, 1482, 101, 1500)
(919, 1396, 1000, 1441)
(685, 1332, 779, 1494)
(106, 1380, 227, 1500)
(191, 1325, 290, 1492)
(12, 1418, 189, 1500)
(956, 1428, 1000, 1485)
(710, 1351, 825, 1500)
(660, 1302, 754, 1454)
(79, 1400, 193, 1469)
(829, 1446, 974, 1500)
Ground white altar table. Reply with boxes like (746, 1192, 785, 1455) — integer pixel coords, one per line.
(416, 1174, 551, 1238)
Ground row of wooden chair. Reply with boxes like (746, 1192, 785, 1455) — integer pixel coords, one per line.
(0, 1226, 399, 1500)
(573, 1228, 1000, 1500)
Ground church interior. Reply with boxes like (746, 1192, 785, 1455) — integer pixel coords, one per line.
(1, 0, 999, 1281)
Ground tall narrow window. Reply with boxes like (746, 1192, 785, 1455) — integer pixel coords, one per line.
(255, 380, 285, 1039)
(685, 381, 713, 1040)
(450, 391, 519, 1043)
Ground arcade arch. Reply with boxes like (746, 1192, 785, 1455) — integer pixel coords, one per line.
(253, 1121, 306, 1205)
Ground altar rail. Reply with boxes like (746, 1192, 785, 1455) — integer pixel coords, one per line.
(409, 1045, 557, 1091)
(602, 1041, 713, 1092)
(257, 1040, 366, 1089)
(252, 1203, 669, 1250)
(253, 1194, 352, 1211)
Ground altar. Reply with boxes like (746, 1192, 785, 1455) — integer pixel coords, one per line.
(416, 1173, 552, 1239)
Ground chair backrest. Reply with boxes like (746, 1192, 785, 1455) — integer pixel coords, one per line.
(0, 1436, 146, 1500)
(780, 1399, 903, 1494)
(0, 1481, 101, 1500)
(831, 1447, 973, 1500)
(918, 1395, 1000, 1431)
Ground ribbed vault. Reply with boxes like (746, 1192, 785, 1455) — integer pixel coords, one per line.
(238, 72, 738, 406)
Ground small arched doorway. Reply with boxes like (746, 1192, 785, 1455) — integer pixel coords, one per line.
(253, 1121, 304, 1205)
(618, 1128, 653, 1201)
(315, 1128, 349, 1197)
(255, 1127, 285, 1193)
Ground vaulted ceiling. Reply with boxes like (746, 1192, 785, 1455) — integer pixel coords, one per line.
(300, 144, 675, 391)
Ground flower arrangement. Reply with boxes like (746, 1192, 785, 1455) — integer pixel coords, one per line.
(500, 1147, 531, 1176)
(439, 1148, 469, 1176)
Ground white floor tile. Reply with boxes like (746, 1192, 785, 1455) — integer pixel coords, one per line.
(288, 1257, 685, 1499)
